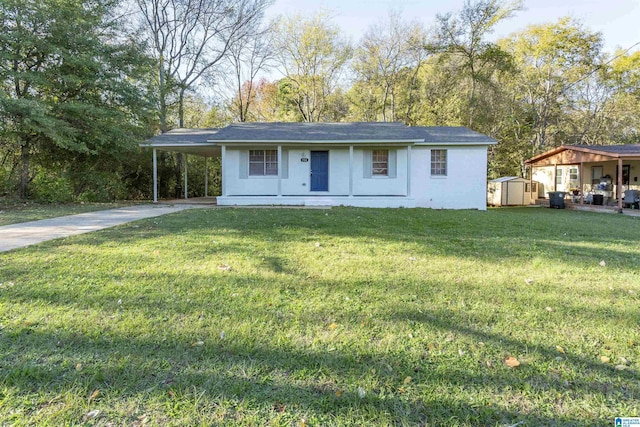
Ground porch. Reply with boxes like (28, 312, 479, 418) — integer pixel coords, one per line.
(525, 144, 640, 213)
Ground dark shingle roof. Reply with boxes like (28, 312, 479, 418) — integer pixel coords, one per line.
(141, 123, 497, 146)
(209, 122, 417, 141)
(567, 144, 640, 155)
(207, 122, 496, 144)
(146, 128, 218, 145)
(411, 126, 497, 144)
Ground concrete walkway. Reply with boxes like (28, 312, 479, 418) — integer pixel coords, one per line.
(0, 204, 203, 253)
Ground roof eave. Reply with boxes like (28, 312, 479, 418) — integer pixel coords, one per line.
(415, 140, 497, 146)
(207, 139, 423, 144)
(524, 145, 638, 165)
(139, 142, 218, 148)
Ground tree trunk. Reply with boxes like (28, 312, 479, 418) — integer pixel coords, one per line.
(174, 89, 186, 198)
(19, 141, 30, 199)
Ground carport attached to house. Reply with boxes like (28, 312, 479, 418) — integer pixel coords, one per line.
(140, 129, 220, 202)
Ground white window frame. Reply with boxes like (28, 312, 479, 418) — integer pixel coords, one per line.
(569, 166, 578, 181)
(371, 149, 389, 176)
(430, 149, 447, 177)
(249, 150, 278, 177)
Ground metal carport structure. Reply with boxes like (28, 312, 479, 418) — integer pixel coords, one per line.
(139, 129, 220, 203)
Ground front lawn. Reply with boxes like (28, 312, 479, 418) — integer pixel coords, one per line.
(0, 207, 638, 426)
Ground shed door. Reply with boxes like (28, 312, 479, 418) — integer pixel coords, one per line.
(507, 182, 525, 205)
(310, 151, 329, 191)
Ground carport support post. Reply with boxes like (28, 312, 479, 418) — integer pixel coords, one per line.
(618, 158, 623, 213)
(152, 148, 158, 203)
(529, 167, 533, 204)
(204, 156, 208, 197)
(579, 162, 584, 204)
(184, 153, 188, 199)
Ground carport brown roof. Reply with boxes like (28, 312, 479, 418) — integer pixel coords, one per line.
(525, 144, 640, 165)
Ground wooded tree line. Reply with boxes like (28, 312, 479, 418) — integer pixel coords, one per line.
(1, 0, 639, 200)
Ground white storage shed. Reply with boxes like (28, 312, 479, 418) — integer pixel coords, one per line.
(487, 177, 536, 207)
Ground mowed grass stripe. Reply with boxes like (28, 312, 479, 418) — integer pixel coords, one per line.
(0, 207, 638, 426)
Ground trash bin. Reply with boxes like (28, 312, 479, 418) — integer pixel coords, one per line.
(548, 191, 566, 209)
(593, 194, 604, 205)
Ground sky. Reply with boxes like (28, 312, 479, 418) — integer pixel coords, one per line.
(264, 0, 640, 54)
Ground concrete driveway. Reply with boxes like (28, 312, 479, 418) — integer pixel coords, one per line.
(0, 204, 202, 253)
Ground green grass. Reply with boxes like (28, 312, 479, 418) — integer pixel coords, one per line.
(0, 201, 138, 226)
(0, 207, 638, 426)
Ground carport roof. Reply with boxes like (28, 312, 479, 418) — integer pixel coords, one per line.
(525, 144, 640, 164)
(139, 128, 220, 156)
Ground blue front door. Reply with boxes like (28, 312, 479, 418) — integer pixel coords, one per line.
(310, 151, 329, 191)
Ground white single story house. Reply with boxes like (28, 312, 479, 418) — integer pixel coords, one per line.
(141, 122, 497, 210)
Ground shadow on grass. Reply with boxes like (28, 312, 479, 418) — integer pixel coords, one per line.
(0, 314, 621, 426)
(32, 207, 639, 272)
(1, 269, 637, 425)
(1, 207, 638, 424)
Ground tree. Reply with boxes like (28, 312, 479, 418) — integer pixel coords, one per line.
(435, 0, 522, 127)
(136, 0, 271, 129)
(350, 11, 430, 123)
(136, 0, 271, 196)
(225, 22, 274, 122)
(0, 0, 152, 198)
(500, 17, 604, 155)
(246, 78, 279, 121)
(273, 12, 352, 122)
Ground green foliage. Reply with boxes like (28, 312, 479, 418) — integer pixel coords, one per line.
(0, 0, 154, 199)
(348, 12, 430, 123)
(30, 170, 74, 203)
(0, 207, 638, 425)
(71, 171, 129, 202)
(273, 12, 352, 122)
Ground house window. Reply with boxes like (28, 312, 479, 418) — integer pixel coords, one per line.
(591, 166, 603, 184)
(569, 167, 578, 181)
(249, 150, 278, 176)
(372, 150, 388, 176)
(555, 168, 563, 185)
(431, 149, 447, 176)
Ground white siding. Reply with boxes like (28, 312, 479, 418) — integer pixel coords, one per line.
(222, 144, 490, 210)
(353, 148, 407, 196)
(411, 146, 488, 210)
(224, 149, 278, 195)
